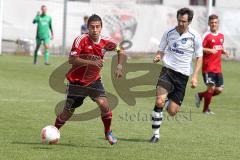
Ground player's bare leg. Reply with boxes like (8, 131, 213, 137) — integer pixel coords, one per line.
(213, 87, 223, 96)
(167, 101, 180, 116)
(55, 109, 74, 129)
(150, 86, 168, 143)
(33, 43, 41, 64)
(95, 97, 117, 145)
(54, 108, 74, 129)
(44, 43, 50, 65)
(54, 97, 77, 129)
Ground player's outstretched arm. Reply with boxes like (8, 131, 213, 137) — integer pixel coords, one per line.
(115, 47, 125, 78)
(33, 12, 40, 24)
(191, 56, 202, 88)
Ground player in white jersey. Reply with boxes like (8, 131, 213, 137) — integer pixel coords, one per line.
(150, 8, 203, 143)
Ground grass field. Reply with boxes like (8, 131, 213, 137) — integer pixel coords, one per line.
(0, 55, 240, 160)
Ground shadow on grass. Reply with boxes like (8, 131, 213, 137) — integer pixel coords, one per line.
(11, 141, 109, 149)
(98, 137, 148, 143)
(117, 137, 149, 143)
(12, 141, 77, 147)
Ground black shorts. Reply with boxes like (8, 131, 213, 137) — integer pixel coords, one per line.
(157, 67, 189, 106)
(64, 79, 106, 110)
(203, 72, 224, 87)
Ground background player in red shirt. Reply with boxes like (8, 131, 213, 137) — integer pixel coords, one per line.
(54, 14, 124, 145)
(195, 14, 229, 114)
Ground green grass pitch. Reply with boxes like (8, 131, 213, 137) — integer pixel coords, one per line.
(0, 55, 240, 160)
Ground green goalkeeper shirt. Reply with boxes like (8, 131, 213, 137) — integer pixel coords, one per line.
(33, 14, 53, 39)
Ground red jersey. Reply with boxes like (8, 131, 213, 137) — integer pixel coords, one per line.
(202, 31, 224, 73)
(66, 34, 116, 86)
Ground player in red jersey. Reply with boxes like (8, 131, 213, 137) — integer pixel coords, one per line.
(195, 14, 229, 114)
(54, 14, 124, 145)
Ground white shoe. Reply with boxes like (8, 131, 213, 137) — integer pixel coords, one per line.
(203, 111, 210, 115)
(203, 110, 215, 115)
(195, 93, 201, 108)
(208, 110, 215, 115)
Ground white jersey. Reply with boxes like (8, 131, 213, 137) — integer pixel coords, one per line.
(158, 27, 203, 76)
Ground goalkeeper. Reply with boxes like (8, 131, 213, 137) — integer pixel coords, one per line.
(33, 5, 53, 65)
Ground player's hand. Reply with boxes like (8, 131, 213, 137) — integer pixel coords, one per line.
(224, 50, 230, 57)
(115, 68, 123, 78)
(115, 64, 123, 78)
(51, 34, 54, 40)
(210, 49, 217, 54)
(191, 77, 198, 88)
(153, 54, 161, 63)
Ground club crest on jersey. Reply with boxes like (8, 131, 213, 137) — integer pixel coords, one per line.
(102, 48, 107, 54)
(181, 38, 187, 44)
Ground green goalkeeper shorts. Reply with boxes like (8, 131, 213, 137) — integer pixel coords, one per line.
(36, 37, 50, 45)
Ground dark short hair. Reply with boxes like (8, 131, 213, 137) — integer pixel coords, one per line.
(84, 16, 88, 21)
(177, 7, 194, 22)
(208, 14, 218, 22)
(87, 14, 102, 27)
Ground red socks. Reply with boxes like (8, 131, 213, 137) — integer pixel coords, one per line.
(198, 90, 214, 112)
(101, 111, 112, 134)
(54, 111, 113, 134)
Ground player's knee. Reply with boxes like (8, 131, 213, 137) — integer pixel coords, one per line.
(59, 108, 74, 121)
(64, 97, 83, 113)
(207, 87, 215, 93)
(97, 98, 107, 107)
(156, 98, 165, 108)
(45, 45, 49, 49)
(167, 109, 177, 117)
(167, 106, 179, 116)
(216, 88, 223, 94)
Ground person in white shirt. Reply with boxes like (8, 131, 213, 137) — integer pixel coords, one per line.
(150, 7, 203, 143)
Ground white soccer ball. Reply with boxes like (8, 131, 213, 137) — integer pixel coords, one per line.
(41, 125, 60, 144)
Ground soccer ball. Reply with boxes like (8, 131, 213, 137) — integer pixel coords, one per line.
(41, 125, 60, 144)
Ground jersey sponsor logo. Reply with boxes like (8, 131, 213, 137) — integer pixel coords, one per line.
(88, 46, 93, 49)
(211, 39, 215, 43)
(213, 45, 223, 50)
(169, 47, 184, 54)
